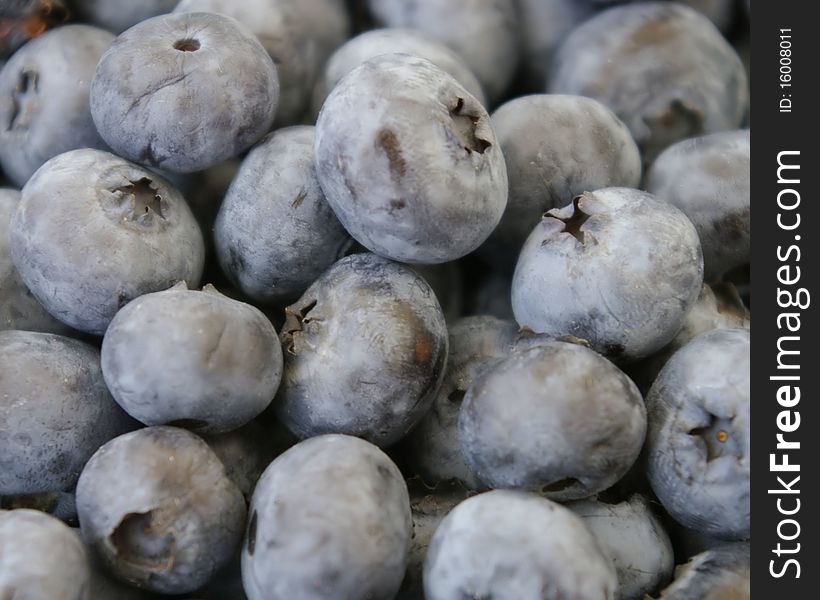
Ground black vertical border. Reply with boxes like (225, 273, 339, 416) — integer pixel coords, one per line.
(753, 2, 819, 596)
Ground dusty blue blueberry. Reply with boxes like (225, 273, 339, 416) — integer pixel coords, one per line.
(0, 509, 91, 600)
(568, 494, 675, 600)
(312, 28, 486, 115)
(215, 126, 350, 305)
(315, 54, 508, 264)
(101, 283, 283, 435)
(424, 490, 617, 600)
(0, 24, 113, 187)
(76, 426, 247, 595)
(550, 3, 748, 163)
(242, 434, 412, 600)
(485, 94, 641, 266)
(459, 340, 646, 500)
(10, 149, 205, 335)
(276, 253, 448, 447)
(655, 543, 750, 599)
(73, 0, 178, 33)
(645, 328, 750, 540)
(277, 0, 351, 63)
(405, 316, 518, 488)
(0, 331, 135, 496)
(90, 12, 279, 173)
(647, 129, 750, 282)
(366, 0, 519, 103)
(0, 188, 70, 333)
(512, 188, 704, 361)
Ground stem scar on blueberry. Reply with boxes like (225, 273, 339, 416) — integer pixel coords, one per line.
(113, 177, 164, 221)
(689, 413, 736, 461)
(557, 196, 591, 244)
(281, 299, 318, 355)
(7, 69, 38, 131)
(173, 39, 200, 52)
(110, 511, 176, 570)
(449, 97, 491, 155)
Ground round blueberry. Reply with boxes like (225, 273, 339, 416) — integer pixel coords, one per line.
(215, 126, 350, 305)
(550, 3, 748, 163)
(423, 490, 617, 599)
(654, 543, 750, 599)
(276, 253, 448, 447)
(73, 0, 178, 33)
(315, 53, 508, 264)
(485, 94, 641, 265)
(242, 434, 412, 600)
(101, 283, 283, 434)
(645, 328, 750, 540)
(10, 149, 205, 335)
(76, 426, 246, 594)
(405, 316, 518, 488)
(0, 331, 135, 496)
(512, 188, 704, 361)
(459, 340, 646, 500)
(0, 24, 113, 187)
(0, 509, 91, 599)
(647, 129, 750, 283)
(90, 12, 279, 173)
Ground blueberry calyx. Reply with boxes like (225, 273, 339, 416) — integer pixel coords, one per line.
(449, 97, 491, 155)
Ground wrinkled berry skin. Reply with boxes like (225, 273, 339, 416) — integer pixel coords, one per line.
(76, 427, 247, 595)
(312, 28, 486, 114)
(486, 94, 641, 265)
(276, 253, 448, 447)
(512, 188, 703, 361)
(405, 316, 518, 488)
(0, 331, 135, 496)
(568, 494, 674, 600)
(73, 0, 178, 33)
(647, 129, 750, 282)
(550, 3, 748, 163)
(366, 0, 519, 103)
(316, 54, 507, 264)
(655, 543, 750, 599)
(424, 490, 617, 600)
(101, 283, 283, 435)
(242, 434, 412, 600)
(215, 126, 350, 305)
(0, 25, 113, 187)
(646, 328, 750, 540)
(10, 149, 205, 335)
(0, 509, 91, 600)
(91, 12, 279, 173)
(0, 188, 70, 333)
(459, 341, 646, 500)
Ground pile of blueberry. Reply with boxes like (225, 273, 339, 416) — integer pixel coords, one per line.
(0, 1, 750, 599)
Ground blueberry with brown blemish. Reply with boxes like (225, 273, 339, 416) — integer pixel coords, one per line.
(76, 426, 247, 595)
(645, 328, 750, 540)
(274, 252, 448, 447)
(9, 149, 205, 335)
(315, 53, 507, 264)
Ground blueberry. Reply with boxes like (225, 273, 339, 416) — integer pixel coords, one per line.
(276, 252, 448, 447)
(312, 28, 486, 115)
(0, 330, 135, 497)
(646, 129, 750, 283)
(242, 434, 412, 600)
(459, 340, 646, 500)
(101, 283, 283, 434)
(76, 426, 247, 594)
(405, 316, 518, 488)
(423, 490, 617, 599)
(0, 509, 91, 599)
(366, 0, 520, 103)
(485, 94, 641, 266)
(645, 328, 750, 540)
(568, 494, 674, 599)
(282, 0, 352, 63)
(0, 24, 113, 187)
(73, 0, 178, 33)
(315, 53, 508, 264)
(550, 3, 748, 163)
(512, 188, 704, 361)
(0, 187, 70, 333)
(654, 543, 750, 599)
(215, 126, 350, 305)
(10, 149, 205, 335)
(90, 12, 279, 173)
